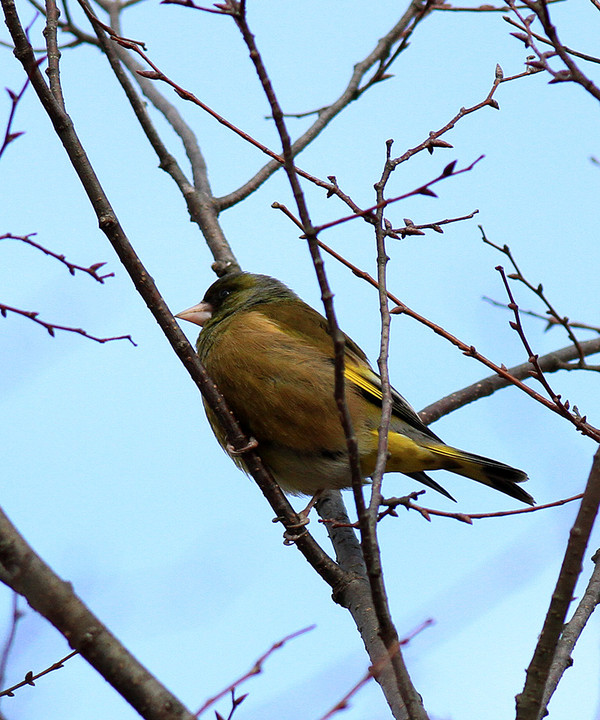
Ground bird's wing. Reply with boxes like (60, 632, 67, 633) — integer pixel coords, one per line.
(344, 359, 442, 442)
(261, 299, 442, 442)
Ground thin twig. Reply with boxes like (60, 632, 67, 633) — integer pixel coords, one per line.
(419, 337, 600, 425)
(301, 237, 600, 442)
(312, 158, 483, 234)
(1, 233, 114, 282)
(0, 76, 31, 160)
(0, 594, 23, 691)
(389, 492, 584, 525)
(195, 626, 315, 717)
(0, 650, 78, 698)
(431, 0, 564, 9)
(216, 0, 437, 209)
(482, 228, 588, 364)
(505, 0, 600, 99)
(0, 302, 136, 345)
(322, 492, 584, 528)
(502, 13, 600, 65)
(393, 209, 479, 238)
(495, 265, 590, 432)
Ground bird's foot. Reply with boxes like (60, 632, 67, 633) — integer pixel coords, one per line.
(226, 437, 258, 455)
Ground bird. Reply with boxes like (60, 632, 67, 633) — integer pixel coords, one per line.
(176, 272, 534, 505)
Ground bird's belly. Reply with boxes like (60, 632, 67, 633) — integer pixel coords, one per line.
(260, 444, 357, 496)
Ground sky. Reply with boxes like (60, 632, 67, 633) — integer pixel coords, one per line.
(1, 1, 599, 719)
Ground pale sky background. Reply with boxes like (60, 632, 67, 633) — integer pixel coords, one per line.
(1, 1, 599, 719)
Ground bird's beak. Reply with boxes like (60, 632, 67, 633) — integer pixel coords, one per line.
(175, 301, 213, 327)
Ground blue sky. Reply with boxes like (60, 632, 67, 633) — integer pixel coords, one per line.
(1, 1, 599, 718)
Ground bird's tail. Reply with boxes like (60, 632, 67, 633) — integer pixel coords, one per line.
(421, 442, 534, 505)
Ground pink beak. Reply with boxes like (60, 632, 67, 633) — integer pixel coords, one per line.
(175, 301, 213, 327)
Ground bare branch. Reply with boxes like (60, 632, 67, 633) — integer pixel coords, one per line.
(482, 296, 600, 342)
(322, 493, 583, 528)
(502, 13, 600, 65)
(536, 549, 600, 717)
(229, 4, 427, 717)
(0, 594, 23, 691)
(1, 233, 114, 282)
(495, 264, 592, 433)
(505, 0, 600, 99)
(306, 237, 600, 441)
(43, 0, 65, 107)
(1, 6, 348, 718)
(431, 0, 565, 10)
(312, 157, 484, 235)
(195, 626, 315, 717)
(482, 227, 589, 364)
(516, 448, 600, 720)
(216, 0, 436, 209)
(393, 209, 479, 238)
(0, 649, 78, 699)
(76, 0, 237, 273)
(0, 302, 136, 344)
(0, 505, 197, 719)
(0, 75, 31, 160)
(419, 337, 600, 424)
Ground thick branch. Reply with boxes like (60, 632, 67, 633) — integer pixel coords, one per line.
(419, 337, 600, 425)
(0, 507, 197, 720)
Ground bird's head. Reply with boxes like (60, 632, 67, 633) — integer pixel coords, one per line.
(176, 272, 297, 328)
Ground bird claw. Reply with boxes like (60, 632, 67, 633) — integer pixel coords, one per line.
(226, 437, 258, 456)
(282, 522, 309, 545)
(276, 491, 324, 545)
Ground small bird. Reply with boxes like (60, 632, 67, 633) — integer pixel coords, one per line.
(176, 272, 534, 505)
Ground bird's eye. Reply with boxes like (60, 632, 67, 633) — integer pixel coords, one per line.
(219, 288, 231, 300)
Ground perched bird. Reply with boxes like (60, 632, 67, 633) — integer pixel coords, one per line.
(176, 272, 534, 505)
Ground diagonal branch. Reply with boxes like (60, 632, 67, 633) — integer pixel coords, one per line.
(418, 337, 600, 425)
(76, 0, 237, 273)
(1, 5, 347, 718)
(0, 506, 196, 719)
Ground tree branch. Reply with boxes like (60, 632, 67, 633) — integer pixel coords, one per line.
(216, 0, 435, 210)
(0, 506, 197, 720)
(536, 549, 600, 718)
(516, 447, 600, 720)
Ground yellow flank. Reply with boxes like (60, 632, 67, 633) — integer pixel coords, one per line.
(361, 430, 443, 477)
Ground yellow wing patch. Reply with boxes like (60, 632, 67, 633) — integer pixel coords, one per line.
(344, 364, 382, 403)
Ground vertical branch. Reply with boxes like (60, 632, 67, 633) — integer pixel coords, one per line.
(516, 446, 600, 720)
(370, 138, 396, 510)
(43, 0, 65, 106)
(230, 4, 365, 496)
(536, 549, 600, 718)
(231, 6, 428, 719)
